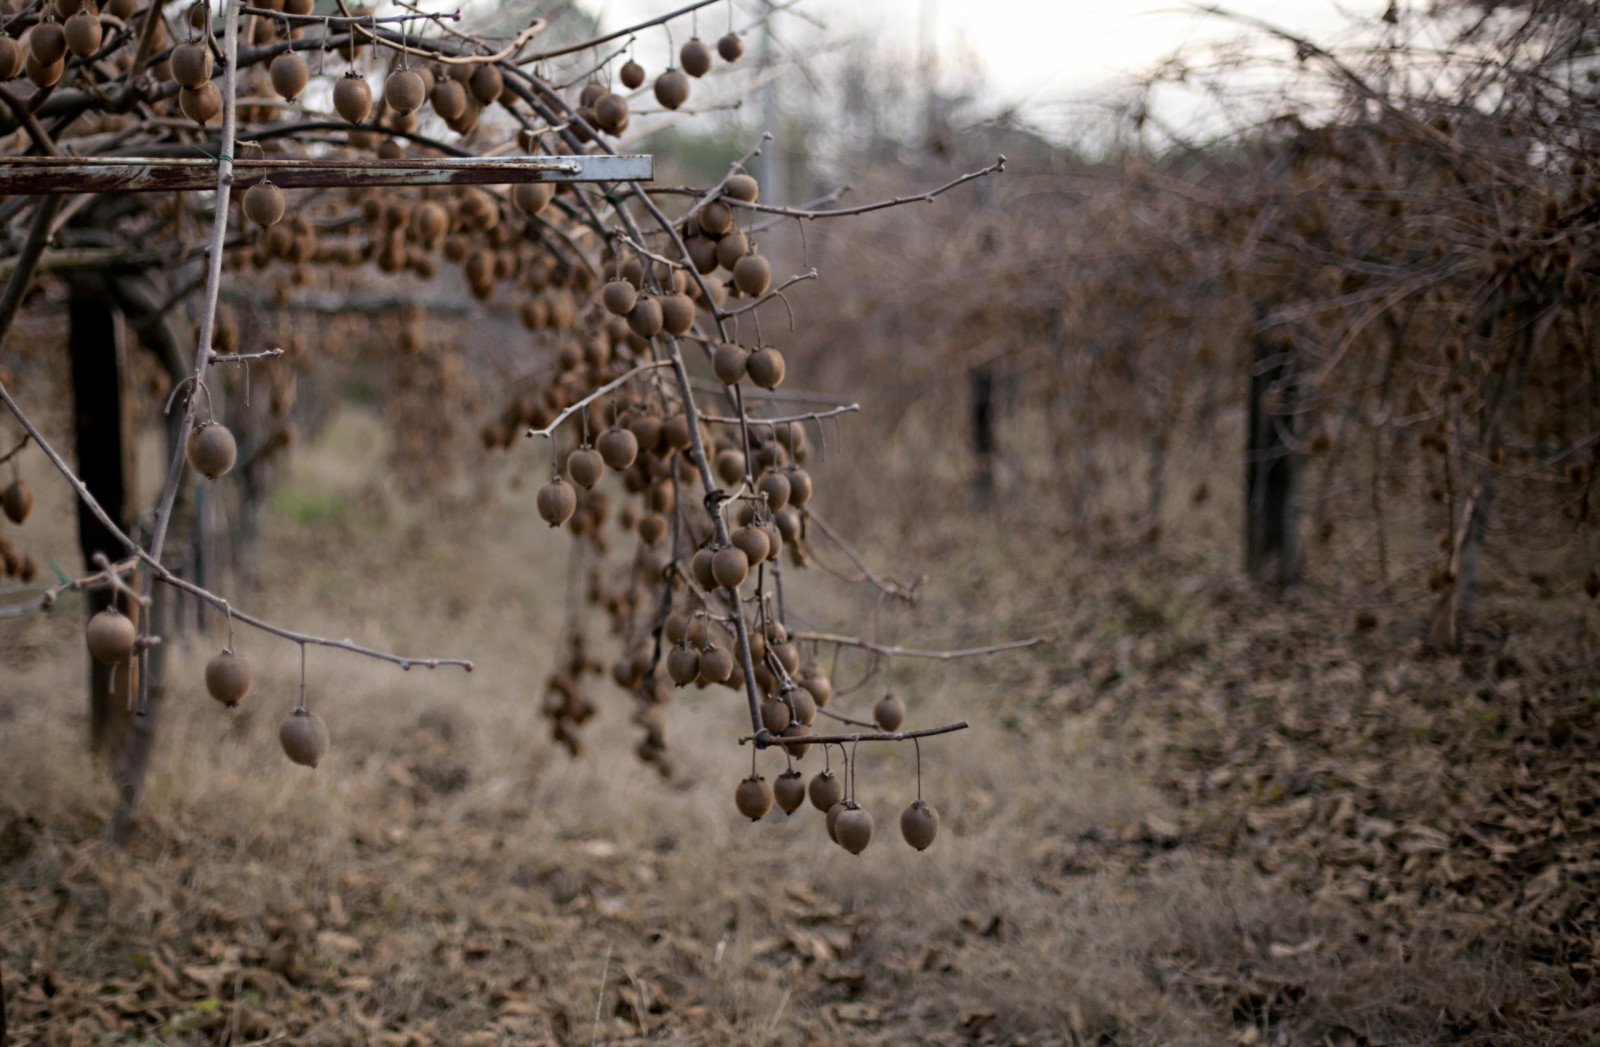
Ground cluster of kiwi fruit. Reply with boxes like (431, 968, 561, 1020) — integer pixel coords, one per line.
(1, 469, 39, 581)
(734, 760, 941, 854)
(541, 632, 603, 757)
(0, 0, 118, 91)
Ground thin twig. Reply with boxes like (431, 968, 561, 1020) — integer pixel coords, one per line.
(209, 348, 284, 365)
(802, 509, 923, 604)
(792, 632, 1044, 660)
(524, 361, 672, 439)
(741, 720, 970, 747)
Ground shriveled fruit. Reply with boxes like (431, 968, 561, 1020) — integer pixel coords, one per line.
(243, 181, 285, 227)
(874, 692, 906, 732)
(511, 182, 555, 214)
(735, 775, 773, 820)
(713, 343, 748, 385)
(601, 279, 637, 316)
(654, 68, 689, 109)
(717, 33, 745, 63)
(733, 252, 771, 296)
(1, 480, 32, 524)
(597, 427, 638, 469)
(835, 805, 874, 854)
(806, 771, 844, 813)
(747, 346, 785, 389)
(712, 546, 749, 589)
(179, 80, 222, 124)
(619, 58, 645, 89)
(680, 37, 712, 77)
(279, 708, 330, 767)
(760, 696, 791, 734)
(385, 68, 426, 114)
(269, 50, 308, 100)
(900, 800, 940, 851)
(774, 771, 805, 814)
(205, 650, 251, 706)
(567, 447, 604, 488)
(667, 643, 700, 685)
(63, 9, 101, 57)
(86, 608, 136, 664)
(186, 421, 237, 478)
(536, 477, 577, 526)
(333, 74, 372, 124)
(660, 292, 695, 336)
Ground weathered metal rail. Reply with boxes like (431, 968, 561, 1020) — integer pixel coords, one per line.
(0, 154, 652, 194)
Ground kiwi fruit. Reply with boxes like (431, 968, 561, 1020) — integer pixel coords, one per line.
(786, 467, 813, 506)
(725, 173, 759, 202)
(715, 230, 749, 270)
(825, 800, 846, 842)
(697, 200, 734, 236)
(243, 181, 285, 227)
(597, 427, 639, 469)
(567, 447, 604, 488)
(1, 480, 32, 524)
(691, 546, 717, 590)
(333, 74, 372, 124)
(712, 344, 748, 385)
(735, 775, 773, 821)
(431, 77, 467, 120)
(660, 293, 696, 336)
(699, 644, 733, 683)
(666, 643, 700, 686)
(56, 0, 84, 14)
(774, 770, 805, 814)
(661, 413, 692, 451)
(731, 524, 769, 565)
(179, 80, 222, 124)
(685, 612, 711, 648)
(268, 51, 308, 101)
(536, 477, 577, 526)
(286, 0, 313, 13)
(636, 512, 667, 543)
(786, 684, 816, 726)
(756, 470, 790, 511)
(654, 68, 689, 109)
(715, 448, 746, 485)
(279, 708, 330, 768)
(0, 38, 23, 81)
(594, 91, 628, 134)
(747, 346, 785, 389)
(772, 642, 800, 677)
(900, 800, 940, 851)
(620, 58, 645, 89)
(205, 650, 251, 706)
(678, 37, 712, 77)
(468, 62, 502, 104)
(780, 723, 812, 758)
(601, 279, 637, 316)
(663, 609, 690, 644)
(712, 546, 749, 590)
(186, 421, 236, 478)
(733, 253, 771, 297)
(773, 507, 802, 545)
(873, 692, 906, 732)
(512, 182, 555, 215)
(86, 607, 136, 664)
(798, 666, 832, 707)
(28, 22, 66, 66)
(687, 237, 718, 274)
(25, 51, 62, 88)
(385, 69, 426, 114)
(626, 295, 663, 338)
(835, 805, 874, 854)
(760, 696, 791, 734)
(63, 9, 100, 57)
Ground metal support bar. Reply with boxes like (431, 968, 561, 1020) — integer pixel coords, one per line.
(0, 154, 653, 194)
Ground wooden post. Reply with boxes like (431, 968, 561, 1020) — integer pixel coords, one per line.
(1246, 322, 1302, 585)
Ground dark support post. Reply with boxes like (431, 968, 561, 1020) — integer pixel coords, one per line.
(1246, 324, 1302, 585)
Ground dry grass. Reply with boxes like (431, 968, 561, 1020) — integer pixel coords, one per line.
(2, 408, 1593, 1047)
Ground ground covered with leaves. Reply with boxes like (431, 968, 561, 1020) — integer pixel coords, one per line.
(2, 419, 1597, 1047)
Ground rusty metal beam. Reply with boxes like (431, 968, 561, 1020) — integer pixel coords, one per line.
(0, 154, 653, 194)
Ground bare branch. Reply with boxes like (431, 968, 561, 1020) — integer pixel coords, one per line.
(698, 403, 860, 427)
(792, 633, 1044, 660)
(525, 361, 673, 440)
(742, 720, 970, 747)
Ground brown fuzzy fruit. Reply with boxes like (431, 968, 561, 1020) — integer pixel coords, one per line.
(267, 51, 308, 101)
(691, 546, 717, 590)
(747, 346, 785, 389)
(733, 252, 771, 296)
(731, 524, 769, 565)
(243, 181, 285, 227)
(25, 52, 63, 88)
(186, 422, 237, 478)
(667, 643, 700, 686)
(715, 448, 745, 486)
(169, 41, 212, 88)
(627, 295, 663, 338)
(874, 692, 906, 732)
(806, 771, 844, 813)
(712, 546, 749, 590)
(680, 38, 713, 77)
(717, 33, 745, 62)
(780, 723, 812, 758)
(512, 182, 555, 215)
(597, 427, 638, 470)
(601, 279, 637, 316)
(660, 293, 695, 336)
(594, 90, 628, 134)
(798, 666, 833, 707)
(536, 477, 577, 526)
(333, 74, 372, 124)
(697, 200, 734, 236)
(63, 9, 101, 57)
(756, 470, 790, 511)
(900, 800, 940, 851)
(637, 512, 667, 543)
(279, 708, 330, 767)
(29, 22, 66, 66)
(713, 343, 748, 385)
(786, 684, 816, 726)
(735, 776, 773, 820)
(654, 69, 689, 109)
(567, 447, 604, 488)
(619, 58, 645, 89)
(774, 770, 805, 814)
(205, 650, 251, 706)
(699, 644, 733, 683)
(834, 805, 874, 854)
(663, 610, 690, 644)
(179, 80, 222, 124)
(1, 480, 32, 524)
(825, 801, 846, 841)
(787, 467, 813, 507)
(86, 608, 136, 664)
(385, 68, 426, 114)
(760, 696, 791, 734)
(468, 62, 502, 103)
(725, 175, 758, 206)
(430, 77, 467, 120)
(0, 38, 24, 80)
